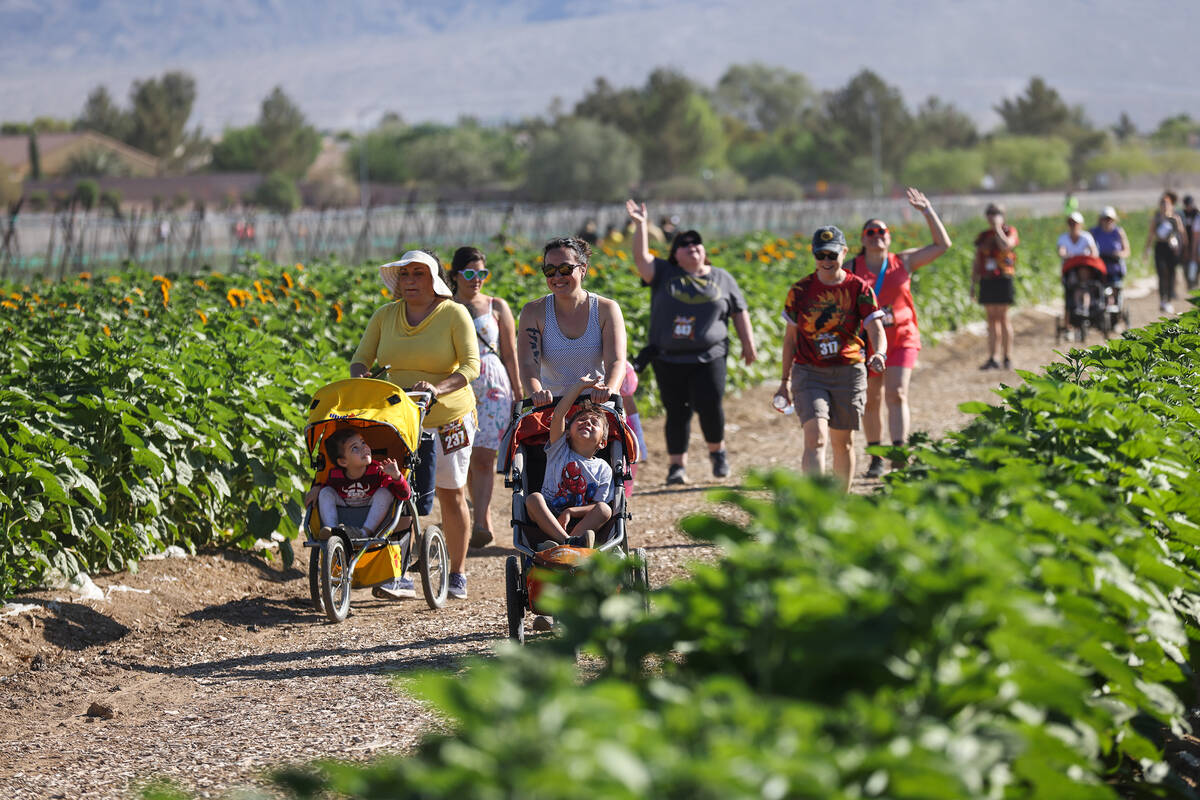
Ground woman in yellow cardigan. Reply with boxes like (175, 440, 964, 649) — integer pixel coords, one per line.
(351, 249, 480, 600)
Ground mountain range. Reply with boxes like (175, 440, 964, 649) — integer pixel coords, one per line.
(1, 0, 1196, 135)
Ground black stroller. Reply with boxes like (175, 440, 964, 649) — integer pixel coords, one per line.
(496, 395, 648, 643)
(1055, 255, 1112, 343)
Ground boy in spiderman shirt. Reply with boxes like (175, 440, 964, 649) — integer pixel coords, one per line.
(524, 376, 614, 550)
(316, 427, 412, 538)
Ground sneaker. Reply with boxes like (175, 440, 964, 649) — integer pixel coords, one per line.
(448, 573, 468, 599)
(710, 450, 730, 478)
(1163, 302, 1175, 314)
(536, 540, 559, 552)
(567, 529, 596, 548)
(1002, 357, 1012, 370)
(469, 526, 494, 549)
(979, 358, 1000, 371)
(666, 463, 687, 485)
(316, 525, 334, 540)
(373, 577, 416, 600)
(864, 456, 885, 479)
(531, 615, 554, 632)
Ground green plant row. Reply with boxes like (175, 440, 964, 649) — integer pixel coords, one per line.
(0, 212, 1149, 595)
(265, 303, 1200, 799)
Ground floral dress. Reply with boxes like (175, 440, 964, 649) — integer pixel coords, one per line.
(470, 299, 514, 451)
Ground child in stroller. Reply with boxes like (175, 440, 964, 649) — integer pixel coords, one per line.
(524, 376, 614, 551)
(316, 428, 412, 539)
(498, 376, 645, 642)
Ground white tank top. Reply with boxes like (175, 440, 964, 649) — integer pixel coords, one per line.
(539, 293, 605, 395)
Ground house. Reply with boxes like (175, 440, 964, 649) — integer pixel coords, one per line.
(0, 130, 159, 180)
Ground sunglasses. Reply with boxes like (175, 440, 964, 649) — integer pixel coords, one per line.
(542, 262, 582, 277)
(814, 251, 840, 261)
(863, 226, 889, 236)
(459, 268, 489, 281)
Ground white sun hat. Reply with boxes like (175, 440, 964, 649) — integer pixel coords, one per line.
(1100, 206, 1119, 221)
(380, 250, 452, 298)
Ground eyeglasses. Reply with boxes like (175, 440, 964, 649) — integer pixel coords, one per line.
(814, 251, 840, 261)
(542, 262, 582, 277)
(863, 226, 889, 237)
(460, 268, 489, 281)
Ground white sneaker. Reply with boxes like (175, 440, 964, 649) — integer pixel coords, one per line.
(1164, 303, 1175, 314)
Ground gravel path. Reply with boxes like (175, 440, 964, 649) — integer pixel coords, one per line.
(0, 277, 1170, 799)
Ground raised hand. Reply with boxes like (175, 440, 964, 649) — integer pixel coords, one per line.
(906, 187, 930, 212)
(625, 199, 648, 226)
(379, 458, 401, 479)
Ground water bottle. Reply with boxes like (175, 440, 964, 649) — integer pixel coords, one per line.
(772, 394, 794, 415)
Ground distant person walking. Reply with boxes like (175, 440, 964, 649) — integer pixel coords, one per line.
(774, 226, 886, 492)
(848, 187, 951, 479)
(972, 203, 1019, 370)
(1143, 191, 1187, 313)
(1180, 195, 1199, 291)
(626, 199, 758, 485)
(449, 246, 521, 549)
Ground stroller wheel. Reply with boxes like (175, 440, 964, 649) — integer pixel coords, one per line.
(308, 546, 323, 612)
(320, 537, 352, 623)
(420, 525, 450, 609)
(505, 555, 525, 644)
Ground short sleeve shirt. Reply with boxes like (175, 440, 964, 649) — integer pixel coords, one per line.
(973, 225, 1020, 277)
(1057, 231, 1097, 257)
(647, 258, 747, 363)
(783, 272, 882, 366)
(540, 435, 614, 515)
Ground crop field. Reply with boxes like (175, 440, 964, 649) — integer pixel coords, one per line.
(9, 210, 1200, 799)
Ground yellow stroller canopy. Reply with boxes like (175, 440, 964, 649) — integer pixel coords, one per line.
(304, 378, 424, 465)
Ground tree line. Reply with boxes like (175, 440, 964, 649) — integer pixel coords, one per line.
(3, 65, 1200, 211)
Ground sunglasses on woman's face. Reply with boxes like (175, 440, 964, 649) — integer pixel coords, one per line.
(542, 262, 581, 277)
(863, 226, 889, 237)
(814, 251, 840, 261)
(460, 268, 489, 281)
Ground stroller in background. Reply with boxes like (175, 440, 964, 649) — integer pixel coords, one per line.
(497, 395, 648, 643)
(301, 378, 450, 622)
(1056, 255, 1113, 343)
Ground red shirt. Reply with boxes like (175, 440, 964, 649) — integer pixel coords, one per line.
(973, 225, 1019, 279)
(783, 272, 882, 366)
(850, 252, 921, 351)
(323, 462, 411, 506)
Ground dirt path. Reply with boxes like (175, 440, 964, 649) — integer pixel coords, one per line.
(0, 278, 1171, 799)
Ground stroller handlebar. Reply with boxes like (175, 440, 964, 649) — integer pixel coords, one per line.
(520, 394, 622, 412)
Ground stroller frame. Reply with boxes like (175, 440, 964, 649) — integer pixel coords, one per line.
(498, 395, 649, 643)
(302, 383, 450, 622)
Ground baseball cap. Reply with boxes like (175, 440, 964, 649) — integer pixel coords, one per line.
(811, 225, 847, 254)
(380, 250, 453, 298)
(1100, 206, 1119, 221)
(1067, 211, 1084, 224)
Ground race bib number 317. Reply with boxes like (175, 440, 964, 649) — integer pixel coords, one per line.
(816, 332, 840, 360)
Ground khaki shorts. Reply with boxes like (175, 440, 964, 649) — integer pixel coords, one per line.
(790, 362, 867, 431)
(426, 412, 476, 491)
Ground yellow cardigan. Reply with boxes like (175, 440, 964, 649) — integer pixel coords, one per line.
(351, 300, 480, 429)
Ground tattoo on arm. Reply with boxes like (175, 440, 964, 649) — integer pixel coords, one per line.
(525, 327, 541, 366)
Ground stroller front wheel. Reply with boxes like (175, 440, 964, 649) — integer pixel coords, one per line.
(505, 555, 526, 643)
(420, 525, 450, 609)
(320, 537, 352, 623)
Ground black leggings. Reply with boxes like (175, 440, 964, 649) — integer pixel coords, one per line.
(1155, 241, 1179, 303)
(652, 358, 727, 455)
